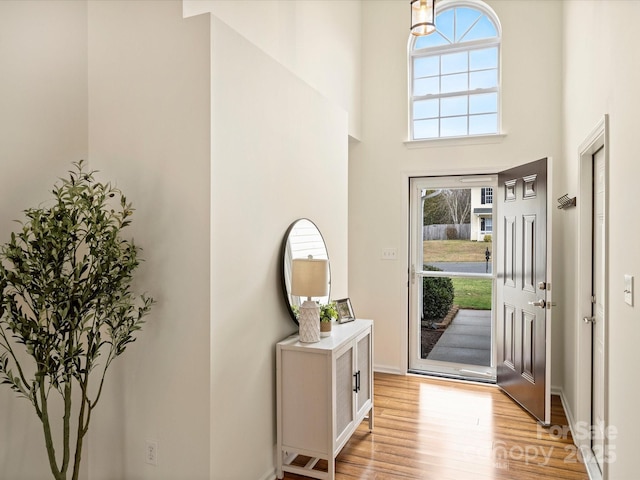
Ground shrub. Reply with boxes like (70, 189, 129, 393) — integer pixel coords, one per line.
(446, 226, 459, 240)
(484, 234, 492, 242)
(422, 265, 454, 321)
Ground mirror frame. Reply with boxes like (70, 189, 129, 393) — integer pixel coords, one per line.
(280, 218, 331, 325)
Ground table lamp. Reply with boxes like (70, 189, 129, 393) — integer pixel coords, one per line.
(291, 256, 329, 343)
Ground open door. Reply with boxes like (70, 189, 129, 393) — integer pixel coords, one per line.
(496, 158, 551, 425)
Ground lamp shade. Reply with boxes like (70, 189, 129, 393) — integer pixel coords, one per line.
(291, 258, 329, 298)
(411, 0, 436, 36)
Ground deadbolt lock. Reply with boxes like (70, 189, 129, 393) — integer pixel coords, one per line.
(538, 282, 550, 290)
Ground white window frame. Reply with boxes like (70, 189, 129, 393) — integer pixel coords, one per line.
(408, 1, 502, 141)
(481, 187, 493, 205)
(481, 216, 492, 233)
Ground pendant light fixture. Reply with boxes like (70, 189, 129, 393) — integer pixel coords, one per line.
(410, 0, 436, 36)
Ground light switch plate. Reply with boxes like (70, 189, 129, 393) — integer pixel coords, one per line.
(624, 275, 633, 306)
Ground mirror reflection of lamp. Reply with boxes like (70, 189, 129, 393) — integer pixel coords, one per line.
(291, 256, 329, 343)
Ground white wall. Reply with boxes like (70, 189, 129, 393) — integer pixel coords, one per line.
(1, 2, 350, 479)
(208, 15, 349, 479)
(562, 1, 640, 478)
(0, 1, 88, 478)
(349, 0, 564, 376)
(184, 0, 362, 140)
(87, 1, 211, 478)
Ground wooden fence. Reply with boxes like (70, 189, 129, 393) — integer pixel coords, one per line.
(423, 223, 471, 240)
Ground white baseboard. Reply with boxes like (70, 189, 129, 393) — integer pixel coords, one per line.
(373, 365, 404, 375)
(551, 386, 602, 480)
(258, 469, 276, 480)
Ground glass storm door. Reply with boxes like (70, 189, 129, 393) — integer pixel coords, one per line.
(409, 175, 497, 381)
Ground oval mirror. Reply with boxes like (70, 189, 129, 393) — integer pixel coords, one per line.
(280, 218, 331, 324)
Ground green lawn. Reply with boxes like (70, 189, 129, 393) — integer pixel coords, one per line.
(424, 239, 492, 262)
(423, 239, 493, 310)
(451, 277, 492, 310)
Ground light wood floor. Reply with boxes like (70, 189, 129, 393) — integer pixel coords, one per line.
(284, 372, 589, 480)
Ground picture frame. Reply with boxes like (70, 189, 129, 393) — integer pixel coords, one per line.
(335, 298, 355, 324)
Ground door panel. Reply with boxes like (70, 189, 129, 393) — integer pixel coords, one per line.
(496, 158, 550, 424)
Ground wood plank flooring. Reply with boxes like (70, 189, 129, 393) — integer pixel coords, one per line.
(284, 372, 589, 480)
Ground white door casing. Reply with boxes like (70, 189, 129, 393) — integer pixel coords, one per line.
(592, 146, 606, 472)
(576, 115, 609, 480)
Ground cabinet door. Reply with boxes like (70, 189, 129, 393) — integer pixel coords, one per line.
(355, 329, 372, 418)
(334, 344, 355, 446)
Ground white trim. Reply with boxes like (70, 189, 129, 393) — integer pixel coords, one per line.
(552, 386, 602, 480)
(544, 156, 554, 426)
(404, 133, 506, 149)
(373, 365, 405, 375)
(576, 114, 609, 480)
(258, 468, 276, 480)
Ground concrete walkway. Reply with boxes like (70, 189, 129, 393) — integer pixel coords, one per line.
(427, 309, 491, 366)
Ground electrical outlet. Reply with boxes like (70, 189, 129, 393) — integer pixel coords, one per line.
(381, 248, 398, 260)
(145, 440, 158, 466)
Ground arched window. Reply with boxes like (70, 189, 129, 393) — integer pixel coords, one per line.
(409, 2, 501, 140)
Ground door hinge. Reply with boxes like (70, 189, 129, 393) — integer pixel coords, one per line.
(591, 295, 596, 304)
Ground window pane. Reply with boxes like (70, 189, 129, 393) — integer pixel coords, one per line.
(470, 47, 498, 71)
(485, 218, 493, 231)
(470, 69, 497, 89)
(440, 116, 467, 137)
(414, 119, 439, 139)
(469, 93, 497, 114)
(469, 114, 498, 135)
(413, 99, 439, 120)
(414, 56, 439, 78)
(441, 95, 467, 117)
(441, 73, 468, 93)
(454, 7, 482, 42)
(414, 77, 439, 96)
(461, 15, 497, 42)
(441, 51, 468, 74)
(436, 9, 455, 42)
(414, 32, 449, 49)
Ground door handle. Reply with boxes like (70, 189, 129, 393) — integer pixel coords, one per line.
(528, 299, 546, 308)
(583, 316, 595, 324)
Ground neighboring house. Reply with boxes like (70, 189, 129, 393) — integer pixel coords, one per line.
(470, 186, 493, 242)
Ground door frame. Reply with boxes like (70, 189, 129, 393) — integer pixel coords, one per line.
(576, 115, 609, 480)
(400, 166, 507, 375)
(407, 174, 497, 380)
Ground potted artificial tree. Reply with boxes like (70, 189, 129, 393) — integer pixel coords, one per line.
(0, 160, 154, 480)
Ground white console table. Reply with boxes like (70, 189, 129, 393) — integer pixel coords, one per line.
(276, 319, 373, 480)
